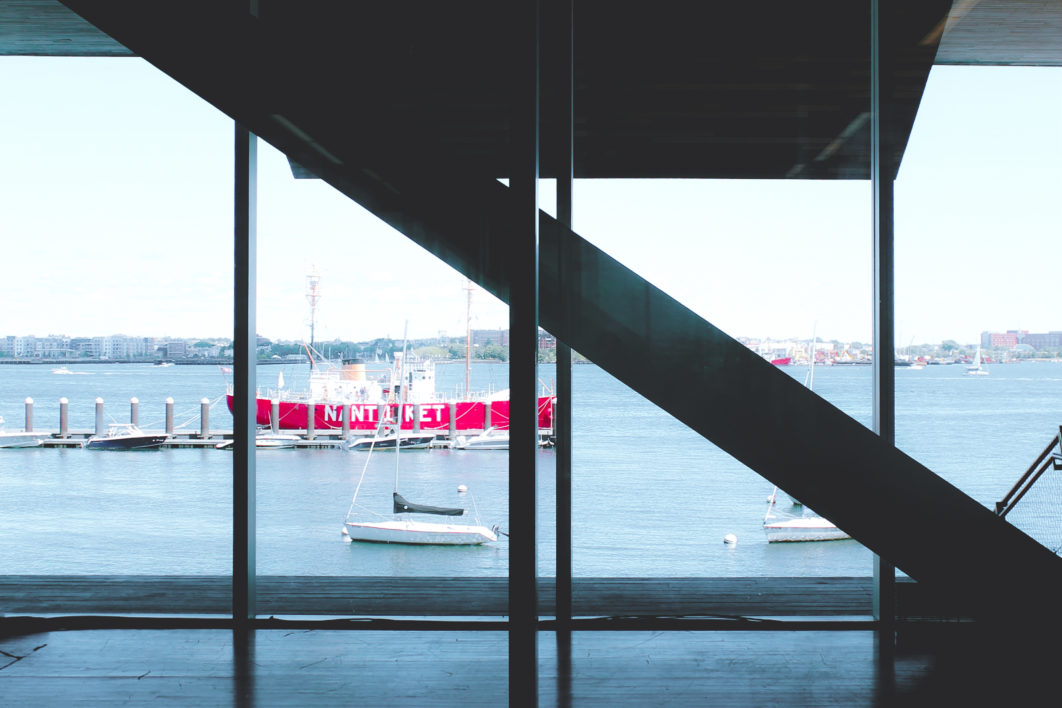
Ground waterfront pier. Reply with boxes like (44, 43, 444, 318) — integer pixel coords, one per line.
(13, 396, 512, 449)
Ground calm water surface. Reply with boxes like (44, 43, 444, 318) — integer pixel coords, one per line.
(1, 359, 1059, 577)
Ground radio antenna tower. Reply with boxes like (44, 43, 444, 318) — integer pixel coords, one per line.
(306, 265, 321, 348)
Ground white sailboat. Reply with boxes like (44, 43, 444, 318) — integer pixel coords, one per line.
(342, 328, 497, 546)
(966, 346, 989, 376)
(763, 331, 851, 543)
(763, 486, 851, 542)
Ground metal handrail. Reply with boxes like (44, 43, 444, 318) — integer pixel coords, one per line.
(995, 425, 1062, 517)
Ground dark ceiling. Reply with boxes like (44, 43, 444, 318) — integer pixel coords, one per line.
(2, 1, 1059, 181)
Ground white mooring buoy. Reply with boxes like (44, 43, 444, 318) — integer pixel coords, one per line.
(723, 533, 738, 545)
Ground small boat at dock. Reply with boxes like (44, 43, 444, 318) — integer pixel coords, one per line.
(0, 416, 50, 448)
(344, 428, 435, 451)
(452, 426, 509, 450)
(85, 424, 168, 451)
(214, 432, 304, 450)
(449, 427, 554, 450)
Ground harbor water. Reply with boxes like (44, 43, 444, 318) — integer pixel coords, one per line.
(1, 359, 1060, 578)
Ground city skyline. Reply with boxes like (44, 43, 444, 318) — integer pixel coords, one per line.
(5, 326, 1061, 355)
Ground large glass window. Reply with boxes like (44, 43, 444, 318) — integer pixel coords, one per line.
(0, 58, 233, 607)
(895, 65, 1062, 527)
(254, 140, 517, 614)
(569, 179, 874, 585)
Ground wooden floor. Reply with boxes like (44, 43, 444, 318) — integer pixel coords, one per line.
(1, 625, 1058, 706)
(0, 575, 966, 621)
(5, 575, 1026, 705)
(0, 575, 888, 618)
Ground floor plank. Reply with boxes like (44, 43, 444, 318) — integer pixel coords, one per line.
(0, 575, 875, 617)
(2, 627, 1057, 706)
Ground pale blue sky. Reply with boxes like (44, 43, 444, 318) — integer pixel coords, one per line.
(1, 58, 1058, 345)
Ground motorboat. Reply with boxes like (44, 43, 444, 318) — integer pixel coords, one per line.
(345, 432, 435, 451)
(214, 432, 303, 450)
(0, 416, 49, 448)
(85, 424, 168, 450)
(452, 427, 554, 450)
(452, 426, 509, 450)
(344, 428, 435, 451)
(254, 433, 302, 448)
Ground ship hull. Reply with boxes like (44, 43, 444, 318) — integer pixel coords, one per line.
(226, 396, 554, 433)
(344, 520, 497, 545)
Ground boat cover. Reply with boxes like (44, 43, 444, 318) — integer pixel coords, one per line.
(393, 492, 464, 516)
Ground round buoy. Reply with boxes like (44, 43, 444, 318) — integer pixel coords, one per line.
(341, 528, 349, 535)
(723, 533, 737, 545)
(457, 484, 468, 493)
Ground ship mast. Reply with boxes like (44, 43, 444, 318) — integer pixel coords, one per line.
(465, 279, 473, 397)
(306, 265, 321, 350)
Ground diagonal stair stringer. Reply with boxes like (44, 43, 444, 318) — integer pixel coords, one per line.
(57, 0, 1062, 623)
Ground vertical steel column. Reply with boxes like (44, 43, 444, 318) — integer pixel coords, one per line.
(510, 2, 540, 705)
(553, 0, 574, 631)
(233, 123, 257, 625)
(870, 0, 896, 626)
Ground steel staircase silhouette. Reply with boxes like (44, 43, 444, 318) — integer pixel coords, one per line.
(61, 0, 1062, 622)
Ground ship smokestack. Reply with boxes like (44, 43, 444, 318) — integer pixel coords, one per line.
(341, 358, 366, 381)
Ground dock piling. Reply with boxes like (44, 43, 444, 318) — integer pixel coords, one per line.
(341, 403, 350, 440)
(59, 398, 68, 438)
(130, 397, 139, 426)
(24, 397, 33, 432)
(270, 399, 280, 434)
(165, 398, 174, 435)
(95, 398, 104, 436)
(200, 398, 210, 438)
(306, 401, 316, 440)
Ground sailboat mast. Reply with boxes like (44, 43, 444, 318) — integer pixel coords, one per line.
(805, 323, 818, 390)
(808, 334, 816, 390)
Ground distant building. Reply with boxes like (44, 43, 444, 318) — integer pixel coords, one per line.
(469, 328, 554, 349)
(981, 331, 1022, 349)
(981, 330, 1062, 351)
(70, 337, 98, 357)
(161, 340, 188, 359)
(1022, 331, 1062, 351)
(37, 335, 72, 359)
(14, 335, 37, 358)
(471, 328, 509, 347)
